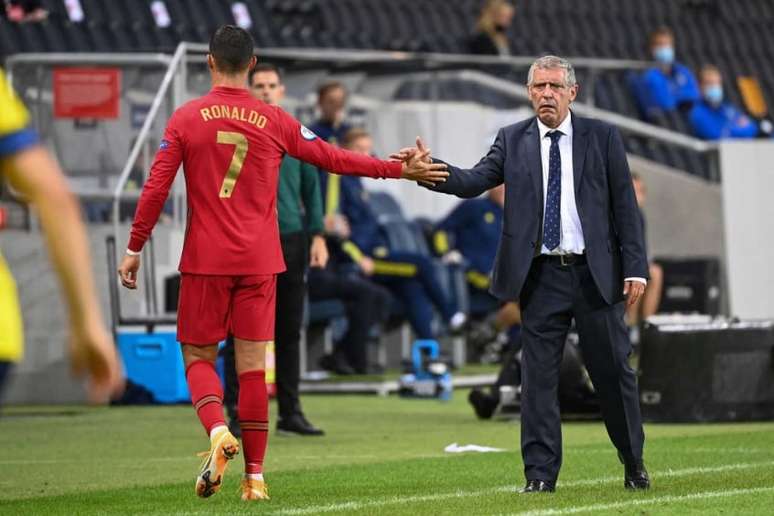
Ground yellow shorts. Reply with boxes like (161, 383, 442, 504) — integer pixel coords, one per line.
(0, 252, 23, 362)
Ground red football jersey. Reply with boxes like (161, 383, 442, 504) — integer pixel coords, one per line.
(128, 86, 401, 275)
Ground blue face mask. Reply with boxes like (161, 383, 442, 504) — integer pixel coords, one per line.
(704, 85, 723, 105)
(653, 46, 674, 65)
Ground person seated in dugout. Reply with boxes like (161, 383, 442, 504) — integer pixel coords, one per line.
(319, 128, 467, 342)
(433, 184, 522, 355)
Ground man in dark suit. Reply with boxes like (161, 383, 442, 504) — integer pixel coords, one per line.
(396, 55, 650, 493)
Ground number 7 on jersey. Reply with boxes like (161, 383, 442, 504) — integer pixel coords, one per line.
(217, 131, 248, 198)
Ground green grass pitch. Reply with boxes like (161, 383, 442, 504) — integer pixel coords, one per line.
(2, 392, 773, 514)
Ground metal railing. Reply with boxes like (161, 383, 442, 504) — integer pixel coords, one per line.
(186, 45, 650, 71)
(164, 43, 716, 153)
(7, 43, 716, 244)
(445, 70, 719, 154)
(110, 42, 188, 247)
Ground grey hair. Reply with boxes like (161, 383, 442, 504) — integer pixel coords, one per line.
(527, 55, 577, 87)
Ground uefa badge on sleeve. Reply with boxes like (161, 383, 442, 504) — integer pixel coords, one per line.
(300, 126, 317, 141)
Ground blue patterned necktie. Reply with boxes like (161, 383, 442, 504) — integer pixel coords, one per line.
(543, 130, 563, 251)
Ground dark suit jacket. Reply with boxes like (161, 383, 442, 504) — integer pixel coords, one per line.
(468, 32, 504, 55)
(428, 113, 648, 304)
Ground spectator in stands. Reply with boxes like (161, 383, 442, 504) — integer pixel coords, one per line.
(633, 27, 700, 120)
(689, 65, 761, 140)
(309, 81, 351, 145)
(320, 128, 467, 345)
(4, 0, 47, 22)
(626, 173, 663, 328)
(468, 0, 515, 56)
(223, 63, 327, 436)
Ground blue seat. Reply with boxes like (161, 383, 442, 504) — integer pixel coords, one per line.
(369, 191, 404, 223)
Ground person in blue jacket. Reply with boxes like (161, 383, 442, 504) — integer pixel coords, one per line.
(689, 65, 760, 140)
(320, 128, 466, 341)
(433, 184, 504, 297)
(633, 27, 700, 120)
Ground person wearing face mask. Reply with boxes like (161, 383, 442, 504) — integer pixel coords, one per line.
(468, 0, 515, 56)
(689, 65, 760, 140)
(633, 27, 700, 120)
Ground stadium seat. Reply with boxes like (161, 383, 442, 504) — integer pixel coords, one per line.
(3, 0, 772, 177)
(368, 191, 404, 223)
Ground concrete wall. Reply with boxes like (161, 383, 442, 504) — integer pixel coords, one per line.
(719, 141, 774, 319)
(0, 223, 183, 404)
(627, 155, 724, 261)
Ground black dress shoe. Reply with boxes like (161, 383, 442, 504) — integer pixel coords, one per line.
(277, 413, 325, 436)
(619, 452, 650, 489)
(319, 353, 356, 375)
(468, 388, 499, 419)
(520, 479, 555, 493)
(624, 461, 650, 490)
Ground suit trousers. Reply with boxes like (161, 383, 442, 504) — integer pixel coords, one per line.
(519, 256, 644, 483)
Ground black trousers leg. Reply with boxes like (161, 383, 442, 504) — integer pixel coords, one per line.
(275, 232, 308, 419)
(308, 269, 388, 372)
(223, 336, 238, 420)
(519, 259, 574, 483)
(572, 264, 645, 464)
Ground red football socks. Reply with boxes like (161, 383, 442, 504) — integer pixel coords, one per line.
(238, 370, 269, 474)
(185, 359, 226, 434)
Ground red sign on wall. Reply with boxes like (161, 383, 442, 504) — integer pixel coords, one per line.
(53, 68, 121, 119)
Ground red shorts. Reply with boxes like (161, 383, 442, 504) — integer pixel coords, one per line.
(177, 273, 276, 345)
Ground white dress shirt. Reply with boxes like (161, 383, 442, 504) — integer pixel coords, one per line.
(537, 113, 646, 286)
(537, 113, 584, 255)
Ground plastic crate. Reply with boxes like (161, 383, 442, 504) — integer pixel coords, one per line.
(117, 330, 190, 403)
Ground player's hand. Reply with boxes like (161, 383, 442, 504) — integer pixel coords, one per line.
(400, 152, 447, 184)
(390, 137, 433, 164)
(310, 235, 329, 268)
(69, 321, 125, 404)
(324, 214, 351, 239)
(118, 254, 141, 289)
(358, 256, 375, 276)
(623, 280, 646, 308)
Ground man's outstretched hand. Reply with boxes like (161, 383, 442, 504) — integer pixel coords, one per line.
(395, 137, 447, 185)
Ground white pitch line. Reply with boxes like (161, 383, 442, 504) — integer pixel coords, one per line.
(272, 460, 774, 516)
(513, 486, 774, 516)
(0, 457, 196, 465)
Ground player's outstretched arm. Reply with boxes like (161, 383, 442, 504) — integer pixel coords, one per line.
(392, 136, 505, 198)
(277, 109, 447, 184)
(3, 146, 124, 403)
